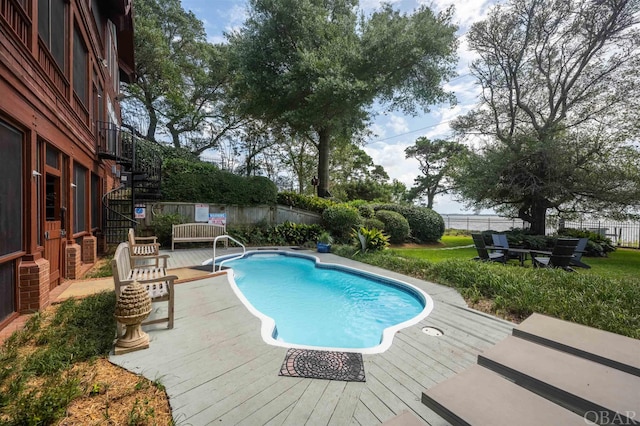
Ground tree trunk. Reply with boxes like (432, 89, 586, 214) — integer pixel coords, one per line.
(529, 202, 547, 235)
(317, 128, 331, 198)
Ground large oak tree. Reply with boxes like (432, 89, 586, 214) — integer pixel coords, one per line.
(451, 0, 640, 234)
(228, 0, 458, 197)
(123, 0, 242, 155)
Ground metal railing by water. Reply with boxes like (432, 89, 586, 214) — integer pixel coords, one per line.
(213, 235, 246, 272)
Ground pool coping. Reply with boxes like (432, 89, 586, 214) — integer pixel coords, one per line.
(206, 249, 435, 355)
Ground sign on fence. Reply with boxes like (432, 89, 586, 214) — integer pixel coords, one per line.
(134, 205, 146, 219)
(208, 213, 226, 226)
(194, 204, 209, 222)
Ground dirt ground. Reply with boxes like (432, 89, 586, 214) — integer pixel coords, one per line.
(59, 358, 172, 425)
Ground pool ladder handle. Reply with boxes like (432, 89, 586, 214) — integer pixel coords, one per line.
(213, 235, 246, 272)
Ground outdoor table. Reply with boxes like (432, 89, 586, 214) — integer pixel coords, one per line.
(486, 246, 552, 266)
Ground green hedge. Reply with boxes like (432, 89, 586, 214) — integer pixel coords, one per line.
(373, 204, 444, 243)
(162, 159, 277, 205)
(277, 192, 336, 213)
(322, 205, 362, 243)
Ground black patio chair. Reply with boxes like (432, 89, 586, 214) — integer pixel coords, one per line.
(530, 238, 580, 272)
(472, 233, 506, 264)
(492, 234, 522, 261)
(570, 237, 591, 269)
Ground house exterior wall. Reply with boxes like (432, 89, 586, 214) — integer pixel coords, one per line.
(0, 0, 134, 329)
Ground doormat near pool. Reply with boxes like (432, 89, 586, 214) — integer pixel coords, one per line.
(279, 349, 365, 382)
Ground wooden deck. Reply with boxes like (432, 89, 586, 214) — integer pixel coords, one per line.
(110, 248, 514, 425)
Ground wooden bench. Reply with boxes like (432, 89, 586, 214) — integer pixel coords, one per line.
(422, 314, 640, 426)
(111, 242, 177, 332)
(128, 228, 160, 267)
(171, 223, 227, 251)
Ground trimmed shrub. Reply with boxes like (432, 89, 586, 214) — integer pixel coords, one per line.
(162, 159, 277, 205)
(322, 205, 362, 243)
(363, 217, 385, 231)
(347, 200, 375, 218)
(373, 204, 444, 243)
(375, 210, 410, 244)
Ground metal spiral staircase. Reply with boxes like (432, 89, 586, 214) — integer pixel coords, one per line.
(97, 122, 163, 245)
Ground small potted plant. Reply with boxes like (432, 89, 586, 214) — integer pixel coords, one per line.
(317, 231, 333, 253)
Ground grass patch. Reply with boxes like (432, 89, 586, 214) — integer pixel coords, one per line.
(0, 292, 171, 425)
(580, 248, 640, 280)
(83, 256, 114, 278)
(0, 292, 117, 424)
(390, 246, 478, 262)
(333, 245, 640, 339)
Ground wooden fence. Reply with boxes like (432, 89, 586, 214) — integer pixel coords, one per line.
(137, 203, 321, 228)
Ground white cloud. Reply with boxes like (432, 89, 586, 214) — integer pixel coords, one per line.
(364, 141, 418, 188)
(367, 123, 386, 140)
(387, 115, 409, 134)
(424, 0, 495, 31)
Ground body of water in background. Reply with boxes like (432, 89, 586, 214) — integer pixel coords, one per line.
(440, 214, 640, 248)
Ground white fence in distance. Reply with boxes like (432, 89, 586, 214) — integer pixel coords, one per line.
(441, 214, 640, 248)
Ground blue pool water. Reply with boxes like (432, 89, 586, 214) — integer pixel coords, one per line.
(217, 252, 431, 351)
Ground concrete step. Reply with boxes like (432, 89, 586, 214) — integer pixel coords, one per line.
(512, 313, 640, 376)
(422, 364, 585, 426)
(478, 335, 640, 425)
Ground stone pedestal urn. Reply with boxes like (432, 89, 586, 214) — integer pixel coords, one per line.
(114, 281, 152, 355)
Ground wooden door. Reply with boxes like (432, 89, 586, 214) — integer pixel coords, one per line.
(44, 174, 63, 289)
(44, 221, 62, 288)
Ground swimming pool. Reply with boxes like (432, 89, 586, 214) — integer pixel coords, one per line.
(207, 251, 433, 354)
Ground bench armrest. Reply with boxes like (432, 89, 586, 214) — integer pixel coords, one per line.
(134, 236, 158, 243)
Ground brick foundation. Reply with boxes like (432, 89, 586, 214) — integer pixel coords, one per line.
(18, 258, 50, 313)
(82, 235, 97, 263)
(66, 243, 82, 280)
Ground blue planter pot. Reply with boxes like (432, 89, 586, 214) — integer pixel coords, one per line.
(317, 243, 331, 253)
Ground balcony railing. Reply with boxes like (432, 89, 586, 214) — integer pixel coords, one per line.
(1, 0, 30, 46)
(96, 121, 133, 163)
(37, 38, 69, 98)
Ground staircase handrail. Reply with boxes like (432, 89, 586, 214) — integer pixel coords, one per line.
(102, 184, 138, 228)
(214, 235, 246, 272)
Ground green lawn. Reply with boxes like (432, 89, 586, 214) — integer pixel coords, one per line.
(392, 236, 640, 281)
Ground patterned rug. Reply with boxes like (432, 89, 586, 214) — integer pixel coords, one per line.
(279, 349, 366, 382)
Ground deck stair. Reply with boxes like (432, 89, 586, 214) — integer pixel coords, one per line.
(422, 314, 640, 426)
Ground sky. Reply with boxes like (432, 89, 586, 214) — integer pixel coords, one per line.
(179, 0, 498, 214)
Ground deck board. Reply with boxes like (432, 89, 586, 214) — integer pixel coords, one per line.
(281, 379, 329, 425)
(110, 249, 514, 425)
